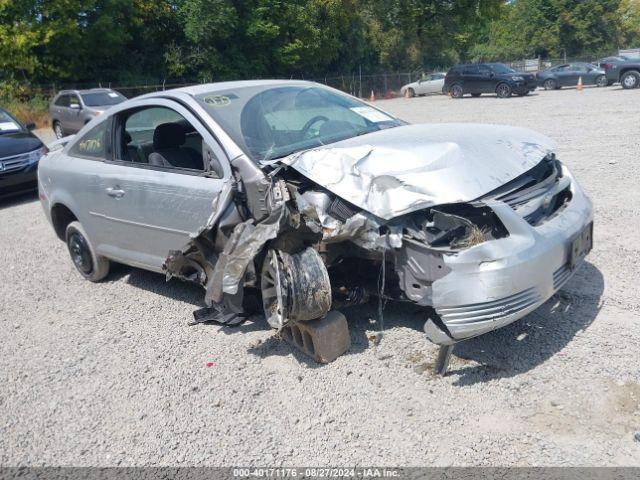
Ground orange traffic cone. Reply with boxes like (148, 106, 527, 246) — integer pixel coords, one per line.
(577, 76, 584, 91)
(370, 90, 376, 102)
(448, 91, 452, 99)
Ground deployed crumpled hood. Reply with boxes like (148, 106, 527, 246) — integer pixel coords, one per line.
(280, 123, 556, 220)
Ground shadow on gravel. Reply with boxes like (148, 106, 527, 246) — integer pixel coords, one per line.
(449, 261, 604, 386)
(116, 265, 205, 306)
(0, 190, 38, 210)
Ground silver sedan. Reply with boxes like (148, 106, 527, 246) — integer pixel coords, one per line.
(400, 73, 446, 97)
(38, 80, 593, 361)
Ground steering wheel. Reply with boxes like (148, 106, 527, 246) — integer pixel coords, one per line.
(301, 115, 329, 138)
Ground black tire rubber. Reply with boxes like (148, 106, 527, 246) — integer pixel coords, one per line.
(53, 121, 64, 139)
(407, 88, 415, 98)
(621, 70, 640, 89)
(496, 83, 512, 98)
(450, 84, 464, 98)
(543, 79, 557, 90)
(471, 93, 481, 97)
(65, 221, 110, 282)
(595, 75, 607, 87)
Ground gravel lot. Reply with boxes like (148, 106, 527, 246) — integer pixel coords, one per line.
(1, 85, 639, 467)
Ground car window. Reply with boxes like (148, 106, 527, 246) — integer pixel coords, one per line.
(69, 95, 81, 108)
(55, 95, 70, 107)
(68, 121, 109, 159)
(432, 73, 445, 80)
(570, 64, 588, 72)
(81, 91, 126, 107)
(195, 85, 403, 162)
(462, 66, 479, 75)
(116, 106, 206, 172)
(478, 66, 492, 76)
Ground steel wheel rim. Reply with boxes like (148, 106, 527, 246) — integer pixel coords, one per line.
(261, 250, 287, 328)
(623, 75, 637, 88)
(68, 232, 93, 274)
(497, 85, 510, 97)
(452, 86, 462, 97)
(55, 124, 63, 139)
(596, 76, 607, 87)
(545, 80, 555, 90)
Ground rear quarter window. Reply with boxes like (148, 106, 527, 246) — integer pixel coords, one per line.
(68, 121, 110, 159)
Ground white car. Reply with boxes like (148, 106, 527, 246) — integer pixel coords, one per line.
(401, 73, 446, 97)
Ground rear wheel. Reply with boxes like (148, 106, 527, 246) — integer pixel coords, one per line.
(450, 84, 464, 98)
(496, 83, 512, 98)
(65, 221, 110, 282)
(595, 75, 607, 87)
(543, 79, 557, 90)
(621, 70, 640, 89)
(53, 121, 64, 139)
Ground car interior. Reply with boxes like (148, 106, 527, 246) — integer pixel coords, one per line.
(117, 107, 208, 172)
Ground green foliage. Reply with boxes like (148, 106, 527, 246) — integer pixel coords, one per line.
(0, 0, 639, 95)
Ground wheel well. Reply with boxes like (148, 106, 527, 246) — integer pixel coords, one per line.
(51, 204, 77, 240)
(620, 68, 640, 79)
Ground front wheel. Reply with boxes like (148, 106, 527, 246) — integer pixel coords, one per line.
(450, 84, 464, 98)
(621, 70, 640, 89)
(595, 75, 607, 87)
(496, 83, 512, 98)
(53, 121, 64, 139)
(65, 221, 110, 282)
(543, 79, 557, 90)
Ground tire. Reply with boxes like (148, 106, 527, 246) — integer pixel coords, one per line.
(471, 93, 481, 98)
(407, 88, 415, 98)
(621, 70, 640, 89)
(543, 79, 557, 90)
(65, 221, 110, 282)
(450, 84, 464, 98)
(53, 121, 64, 139)
(496, 83, 512, 98)
(595, 75, 607, 88)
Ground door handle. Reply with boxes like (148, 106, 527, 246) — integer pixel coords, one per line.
(105, 186, 125, 198)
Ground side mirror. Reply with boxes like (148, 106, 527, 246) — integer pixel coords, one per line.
(25, 122, 36, 131)
(70, 103, 80, 110)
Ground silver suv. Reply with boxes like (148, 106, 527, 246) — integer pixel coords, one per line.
(38, 80, 593, 357)
(49, 88, 126, 139)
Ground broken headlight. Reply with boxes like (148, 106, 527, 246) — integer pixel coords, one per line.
(404, 203, 509, 250)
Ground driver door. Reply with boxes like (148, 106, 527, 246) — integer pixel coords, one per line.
(92, 99, 231, 271)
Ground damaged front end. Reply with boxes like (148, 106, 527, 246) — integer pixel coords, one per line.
(164, 123, 593, 365)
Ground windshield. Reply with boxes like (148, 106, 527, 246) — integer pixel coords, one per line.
(195, 85, 404, 162)
(0, 109, 22, 133)
(489, 64, 516, 74)
(81, 91, 126, 107)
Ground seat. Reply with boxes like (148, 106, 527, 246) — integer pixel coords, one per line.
(148, 123, 203, 170)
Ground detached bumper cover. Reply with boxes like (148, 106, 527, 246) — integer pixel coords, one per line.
(425, 170, 593, 343)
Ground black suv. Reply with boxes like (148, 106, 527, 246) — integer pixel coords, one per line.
(444, 63, 537, 98)
(600, 58, 640, 89)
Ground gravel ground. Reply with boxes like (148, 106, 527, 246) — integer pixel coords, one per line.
(1, 86, 639, 467)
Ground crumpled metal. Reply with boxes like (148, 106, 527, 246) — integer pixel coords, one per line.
(281, 123, 555, 220)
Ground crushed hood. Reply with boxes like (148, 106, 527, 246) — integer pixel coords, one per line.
(280, 123, 556, 220)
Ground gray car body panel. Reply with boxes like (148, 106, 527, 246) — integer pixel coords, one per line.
(39, 80, 593, 346)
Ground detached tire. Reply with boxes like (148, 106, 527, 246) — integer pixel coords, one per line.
(65, 221, 110, 282)
(621, 70, 640, 89)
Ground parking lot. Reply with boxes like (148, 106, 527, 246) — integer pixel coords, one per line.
(1, 85, 639, 466)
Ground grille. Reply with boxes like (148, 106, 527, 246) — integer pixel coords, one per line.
(438, 287, 542, 325)
(0, 151, 34, 174)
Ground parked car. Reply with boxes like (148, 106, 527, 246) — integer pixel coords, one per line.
(0, 108, 47, 199)
(400, 73, 446, 97)
(444, 63, 537, 98)
(600, 58, 640, 89)
(537, 62, 607, 89)
(38, 80, 593, 360)
(49, 88, 126, 139)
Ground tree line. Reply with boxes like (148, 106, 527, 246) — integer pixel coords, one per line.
(1, 0, 639, 89)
